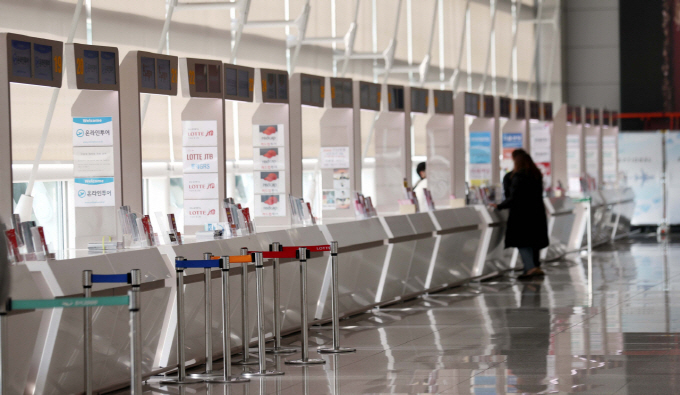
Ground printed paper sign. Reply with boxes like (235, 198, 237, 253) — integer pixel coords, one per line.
(567, 134, 581, 192)
(469, 131, 492, 184)
(255, 171, 286, 194)
(254, 194, 286, 217)
(183, 147, 219, 173)
(322, 190, 336, 210)
(182, 120, 218, 147)
(585, 135, 599, 182)
(73, 117, 113, 146)
(73, 146, 115, 177)
(184, 199, 220, 226)
(602, 135, 617, 185)
(183, 173, 219, 200)
(320, 147, 350, 169)
(253, 124, 285, 147)
(530, 123, 552, 187)
(502, 132, 523, 174)
(253, 147, 285, 170)
(74, 177, 115, 207)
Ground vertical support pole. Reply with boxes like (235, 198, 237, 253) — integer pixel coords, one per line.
(209, 257, 249, 383)
(234, 247, 257, 365)
(286, 248, 325, 365)
(128, 288, 142, 394)
(267, 242, 296, 354)
(0, 304, 7, 395)
(191, 253, 221, 378)
(82, 270, 93, 395)
(161, 257, 203, 385)
(318, 242, 355, 354)
(243, 253, 284, 377)
(586, 198, 593, 307)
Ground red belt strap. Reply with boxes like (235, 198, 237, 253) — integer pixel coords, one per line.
(281, 245, 331, 252)
(248, 250, 298, 259)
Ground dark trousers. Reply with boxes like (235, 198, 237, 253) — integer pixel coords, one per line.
(518, 247, 541, 273)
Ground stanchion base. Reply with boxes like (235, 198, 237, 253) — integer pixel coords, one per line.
(241, 369, 285, 377)
(189, 371, 224, 378)
(207, 376, 251, 384)
(317, 346, 356, 354)
(285, 358, 326, 365)
(265, 346, 298, 354)
(231, 358, 259, 366)
(159, 377, 204, 385)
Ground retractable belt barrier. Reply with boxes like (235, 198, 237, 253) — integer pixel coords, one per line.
(0, 292, 142, 395)
(82, 269, 142, 395)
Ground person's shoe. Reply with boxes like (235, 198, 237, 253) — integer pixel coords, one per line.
(517, 272, 533, 280)
(533, 268, 546, 277)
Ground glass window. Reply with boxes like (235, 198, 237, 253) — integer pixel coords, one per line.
(13, 181, 66, 253)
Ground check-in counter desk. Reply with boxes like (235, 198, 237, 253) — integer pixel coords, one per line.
(601, 188, 635, 239)
(568, 188, 635, 251)
(544, 197, 576, 261)
(9, 205, 518, 393)
(477, 207, 517, 274)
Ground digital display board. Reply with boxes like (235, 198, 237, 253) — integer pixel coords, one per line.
(156, 59, 171, 91)
(69, 44, 119, 90)
(359, 81, 380, 111)
(82, 49, 99, 84)
(613, 111, 619, 127)
(194, 63, 208, 93)
(529, 101, 540, 120)
(464, 92, 480, 116)
(330, 78, 352, 108)
(387, 85, 405, 112)
(7, 34, 63, 88)
(516, 99, 526, 119)
(300, 74, 324, 107)
(260, 69, 289, 103)
(182, 58, 221, 98)
(567, 106, 575, 123)
(223, 63, 254, 102)
(410, 88, 428, 113)
(137, 52, 177, 95)
(100, 51, 117, 85)
(483, 95, 494, 118)
(543, 102, 553, 121)
(140, 57, 155, 89)
(585, 108, 593, 124)
(433, 90, 453, 114)
(499, 97, 511, 118)
(592, 109, 600, 126)
(575, 107, 582, 124)
(603, 110, 611, 126)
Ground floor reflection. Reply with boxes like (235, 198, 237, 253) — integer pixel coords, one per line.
(112, 235, 680, 394)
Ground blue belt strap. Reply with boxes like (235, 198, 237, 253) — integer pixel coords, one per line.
(176, 260, 220, 269)
(91, 274, 129, 284)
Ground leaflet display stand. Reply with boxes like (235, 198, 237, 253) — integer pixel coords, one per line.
(455, 93, 498, 190)
(294, 76, 358, 223)
(250, 68, 292, 230)
(0, 33, 63, 225)
(425, 89, 454, 208)
(601, 110, 618, 188)
(65, 43, 122, 248)
(500, 99, 528, 178)
(528, 101, 554, 191)
(583, 108, 602, 189)
(179, 57, 226, 234)
(373, 84, 411, 213)
(119, 51, 179, 216)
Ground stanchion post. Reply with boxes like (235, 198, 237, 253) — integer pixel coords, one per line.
(586, 198, 593, 307)
(190, 252, 221, 378)
(128, 288, 142, 394)
(243, 252, 284, 377)
(267, 242, 296, 354)
(0, 303, 6, 395)
(82, 270, 93, 395)
(318, 241, 356, 354)
(234, 247, 257, 365)
(286, 248, 325, 365)
(209, 257, 249, 384)
(161, 257, 203, 384)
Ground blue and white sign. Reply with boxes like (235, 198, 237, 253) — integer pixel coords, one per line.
(73, 117, 113, 147)
(74, 177, 115, 207)
(469, 131, 492, 184)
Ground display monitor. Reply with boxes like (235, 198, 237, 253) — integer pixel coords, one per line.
(330, 77, 352, 108)
(7, 33, 63, 88)
(69, 44, 120, 90)
(613, 111, 619, 127)
(300, 74, 324, 107)
(483, 95, 494, 118)
(140, 57, 155, 89)
(593, 109, 600, 126)
(410, 88, 428, 113)
(543, 102, 553, 121)
(529, 101, 540, 120)
(100, 51, 117, 85)
(602, 110, 611, 126)
(359, 81, 380, 111)
(136, 52, 178, 95)
(223, 63, 254, 102)
(82, 49, 99, 84)
(575, 107, 582, 124)
(182, 58, 222, 99)
(433, 90, 453, 114)
(515, 99, 526, 119)
(260, 69, 289, 104)
(567, 106, 575, 123)
(499, 97, 511, 118)
(387, 85, 405, 112)
(464, 92, 480, 116)
(585, 108, 593, 125)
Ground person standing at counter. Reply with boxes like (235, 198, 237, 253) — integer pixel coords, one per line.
(491, 149, 549, 278)
(414, 162, 427, 207)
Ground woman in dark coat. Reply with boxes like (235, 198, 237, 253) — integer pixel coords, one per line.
(492, 149, 549, 278)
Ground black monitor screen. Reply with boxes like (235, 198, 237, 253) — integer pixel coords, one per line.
(140, 57, 155, 89)
(156, 59, 171, 90)
(277, 74, 288, 100)
(389, 86, 404, 111)
(11, 40, 31, 78)
(266, 73, 277, 99)
(237, 70, 249, 98)
(301, 76, 312, 104)
(208, 64, 220, 93)
(83, 50, 99, 84)
(194, 63, 208, 93)
(360, 83, 369, 108)
(100, 51, 117, 85)
(225, 67, 237, 96)
(311, 77, 322, 106)
(342, 81, 352, 106)
(33, 43, 53, 81)
(465, 93, 480, 116)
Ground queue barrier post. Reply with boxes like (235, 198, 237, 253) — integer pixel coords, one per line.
(82, 269, 143, 394)
(208, 256, 250, 384)
(266, 242, 297, 355)
(242, 252, 284, 377)
(160, 257, 203, 385)
(318, 241, 356, 354)
(190, 252, 222, 379)
(286, 247, 326, 366)
(233, 247, 258, 365)
(3, 293, 141, 394)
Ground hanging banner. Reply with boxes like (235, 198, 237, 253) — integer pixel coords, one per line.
(74, 177, 115, 207)
(619, 132, 663, 225)
(73, 117, 113, 146)
(469, 131, 492, 185)
(530, 123, 552, 188)
(182, 120, 218, 147)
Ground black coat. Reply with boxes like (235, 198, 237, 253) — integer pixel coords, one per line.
(497, 170, 550, 249)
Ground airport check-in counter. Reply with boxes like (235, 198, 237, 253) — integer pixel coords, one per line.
(544, 196, 576, 261)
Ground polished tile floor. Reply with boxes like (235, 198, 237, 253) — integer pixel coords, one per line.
(121, 235, 680, 394)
